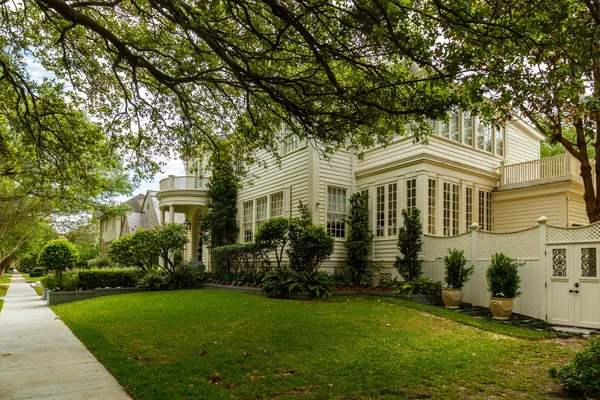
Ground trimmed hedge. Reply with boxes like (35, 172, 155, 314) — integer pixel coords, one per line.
(211, 243, 270, 273)
(77, 268, 143, 290)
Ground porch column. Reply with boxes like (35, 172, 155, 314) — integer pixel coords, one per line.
(169, 205, 175, 224)
(158, 207, 164, 226)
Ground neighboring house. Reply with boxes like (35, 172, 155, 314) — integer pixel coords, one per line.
(99, 191, 185, 254)
(156, 111, 592, 271)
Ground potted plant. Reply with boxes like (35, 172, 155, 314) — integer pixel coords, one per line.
(442, 249, 474, 308)
(486, 253, 521, 320)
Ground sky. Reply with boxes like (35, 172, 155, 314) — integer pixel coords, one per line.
(26, 58, 186, 204)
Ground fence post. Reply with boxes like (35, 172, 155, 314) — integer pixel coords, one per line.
(537, 216, 549, 321)
(537, 216, 548, 259)
(470, 223, 479, 261)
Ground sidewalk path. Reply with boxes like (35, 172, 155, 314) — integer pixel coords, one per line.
(0, 273, 131, 399)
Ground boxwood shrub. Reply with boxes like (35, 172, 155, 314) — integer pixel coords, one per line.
(77, 268, 143, 290)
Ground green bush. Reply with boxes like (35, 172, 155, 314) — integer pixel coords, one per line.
(394, 208, 423, 282)
(77, 268, 142, 289)
(38, 239, 79, 288)
(345, 192, 372, 285)
(393, 276, 442, 297)
(169, 264, 205, 289)
(486, 253, 521, 298)
(211, 243, 270, 274)
(262, 269, 334, 299)
(86, 257, 113, 269)
(287, 203, 334, 272)
(549, 336, 600, 397)
(444, 249, 474, 289)
(41, 273, 60, 290)
(261, 269, 298, 298)
(61, 271, 80, 291)
(30, 267, 44, 278)
(332, 269, 352, 287)
(255, 217, 291, 269)
(137, 269, 170, 291)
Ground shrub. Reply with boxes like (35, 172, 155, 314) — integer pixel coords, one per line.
(444, 249, 474, 289)
(38, 239, 79, 288)
(261, 269, 297, 298)
(287, 203, 334, 272)
(200, 165, 238, 249)
(155, 223, 189, 274)
(332, 269, 352, 287)
(394, 208, 423, 282)
(87, 257, 113, 269)
(345, 192, 372, 285)
(169, 264, 205, 289)
(30, 267, 44, 278)
(255, 217, 292, 269)
(486, 253, 521, 298)
(211, 243, 270, 274)
(549, 336, 600, 397)
(77, 268, 142, 289)
(41, 273, 60, 290)
(108, 229, 158, 269)
(61, 271, 80, 291)
(289, 271, 334, 298)
(137, 269, 170, 291)
(393, 276, 442, 297)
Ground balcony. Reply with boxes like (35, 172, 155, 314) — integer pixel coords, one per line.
(499, 153, 596, 190)
(156, 175, 209, 212)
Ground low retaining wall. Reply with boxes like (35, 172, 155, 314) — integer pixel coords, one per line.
(46, 287, 144, 305)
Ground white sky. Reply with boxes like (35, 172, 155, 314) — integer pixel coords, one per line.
(25, 57, 186, 204)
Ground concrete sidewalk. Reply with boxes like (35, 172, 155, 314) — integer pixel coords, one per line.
(0, 273, 131, 399)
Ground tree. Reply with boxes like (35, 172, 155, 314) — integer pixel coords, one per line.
(155, 223, 189, 274)
(38, 239, 79, 287)
(255, 217, 291, 269)
(395, 208, 423, 282)
(345, 192, 372, 285)
(0, 0, 463, 172)
(430, 0, 600, 222)
(108, 229, 159, 270)
(65, 221, 100, 268)
(200, 166, 238, 249)
(287, 202, 334, 272)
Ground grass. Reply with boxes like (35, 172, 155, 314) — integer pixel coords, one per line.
(0, 299, 3, 313)
(52, 290, 583, 399)
(21, 273, 41, 283)
(0, 285, 7, 297)
(33, 286, 43, 295)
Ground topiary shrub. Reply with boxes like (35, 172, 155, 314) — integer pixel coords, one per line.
(394, 208, 423, 282)
(444, 249, 474, 289)
(30, 267, 44, 278)
(77, 268, 142, 289)
(38, 239, 79, 289)
(345, 192, 372, 285)
(486, 252, 521, 298)
(549, 336, 600, 397)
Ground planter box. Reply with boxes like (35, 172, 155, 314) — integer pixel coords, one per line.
(47, 291, 95, 305)
(42, 287, 50, 301)
(202, 283, 261, 295)
(94, 288, 144, 297)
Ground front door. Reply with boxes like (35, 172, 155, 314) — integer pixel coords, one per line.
(548, 244, 600, 329)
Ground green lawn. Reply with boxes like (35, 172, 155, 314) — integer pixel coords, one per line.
(0, 299, 3, 313)
(21, 274, 41, 283)
(32, 286, 43, 295)
(52, 290, 583, 399)
(0, 285, 7, 297)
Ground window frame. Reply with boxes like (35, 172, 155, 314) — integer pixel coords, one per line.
(327, 186, 348, 239)
(242, 200, 254, 242)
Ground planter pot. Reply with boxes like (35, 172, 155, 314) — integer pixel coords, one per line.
(442, 288, 463, 309)
(489, 297, 514, 320)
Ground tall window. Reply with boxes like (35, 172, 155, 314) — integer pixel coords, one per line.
(495, 127, 504, 156)
(270, 192, 284, 217)
(465, 187, 473, 230)
(476, 119, 486, 150)
(255, 197, 267, 228)
(406, 178, 417, 214)
(243, 201, 254, 242)
(443, 183, 460, 236)
(478, 190, 493, 230)
(388, 183, 397, 236)
(452, 184, 460, 235)
(327, 187, 347, 238)
(428, 179, 436, 235)
(376, 186, 385, 237)
(441, 110, 459, 141)
(283, 135, 301, 155)
(463, 112, 473, 146)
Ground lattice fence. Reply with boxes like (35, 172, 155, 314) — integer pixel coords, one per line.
(547, 222, 600, 244)
(422, 233, 471, 261)
(477, 227, 539, 260)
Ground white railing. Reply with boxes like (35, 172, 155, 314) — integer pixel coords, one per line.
(501, 154, 566, 185)
(159, 176, 207, 191)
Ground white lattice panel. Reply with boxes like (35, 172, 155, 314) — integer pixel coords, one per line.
(477, 227, 539, 260)
(547, 222, 600, 244)
(422, 233, 471, 261)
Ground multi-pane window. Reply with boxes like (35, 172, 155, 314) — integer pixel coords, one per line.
(463, 112, 473, 146)
(255, 197, 267, 229)
(428, 179, 436, 235)
(327, 187, 347, 238)
(270, 192, 284, 217)
(283, 135, 301, 155)
(387, 183, 397, 236)
(376, 186, 385, 237)
(495, 127, 504, 156)
(443, 183, 460, 236)
(441, 110, 459, 141)
(465, 187, 473, 230)
(243, 201, 254, 242)
(478, 190, 492, 230)
(476, 120, 486, 150)
(406, 179, 417, 214)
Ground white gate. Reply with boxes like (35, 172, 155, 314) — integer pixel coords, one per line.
(547, 244, 600, 329)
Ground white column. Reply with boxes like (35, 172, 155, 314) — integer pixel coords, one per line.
(169, 205, 175, 224)
(470, 222, 479, 262)
(158, 207, 164, 226)
(537, 216, 549, 322)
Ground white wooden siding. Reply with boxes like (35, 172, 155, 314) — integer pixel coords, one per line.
(493, 193, 562, 232)
(505, 123, 540, 164)
(568, 197, 589, 225)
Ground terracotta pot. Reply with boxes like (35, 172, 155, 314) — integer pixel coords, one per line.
(442, 288, 463, 309)
(489, 297, 514, 320)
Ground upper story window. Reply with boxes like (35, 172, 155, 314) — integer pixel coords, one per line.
(327, 186, 347, 238)
(270, 192, 284, 217)
(436, 110, 505, 157)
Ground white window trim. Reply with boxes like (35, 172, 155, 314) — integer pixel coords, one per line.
(374, 182, 399, 239)
(326, 185, 348, 240)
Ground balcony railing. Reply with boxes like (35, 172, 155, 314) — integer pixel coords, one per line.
(500, 153, 596, 186)
(159, 176, 208, 191)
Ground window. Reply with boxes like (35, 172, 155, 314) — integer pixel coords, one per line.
(243, 201, 253, 242)
(406, 179, 416, 214)
(327, 187, 347, 238)
(428, 179, 436, 235)
(466, 187, 473, 230)
(387, 183, 397, 236)
(463, 112, 473, 146)
(477, 120, 493, 152)
(283, 135, 301, 155)
(376, 186, 385, 237)
(256, 197, 267, 228)
(443, 183, 460, 236)
(452, 184, 460, 235)
(495, 127, 504, 156)
(478, 190, 492, 230)
(476, 119, 486, 150)
(270, 192, 284, 217)
(441, 110, 459, 141)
